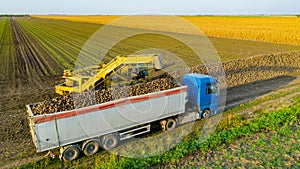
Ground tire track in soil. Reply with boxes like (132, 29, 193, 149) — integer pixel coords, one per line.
(10, 17, 63, 88)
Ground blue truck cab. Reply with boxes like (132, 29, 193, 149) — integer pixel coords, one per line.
(182, 74, 219, 118)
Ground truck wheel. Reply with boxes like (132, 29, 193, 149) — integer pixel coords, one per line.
(102, 134, 119, 150)
(202, 109, 211, 119)
(83, 140, 99, 156)
(166, 118, 177, 130)
(61, 145, 80, 162)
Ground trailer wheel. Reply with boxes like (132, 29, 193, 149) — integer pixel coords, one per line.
(61, 145, 80, 162)
(166, 118, 177, 130)
(102, 134, 119, 150)
(202, 109, 211, 119)
(83, 140, 100, 156)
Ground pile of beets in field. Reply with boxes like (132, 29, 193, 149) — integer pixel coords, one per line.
(190, 51, 300, 87)
(31, 77, 179, 115)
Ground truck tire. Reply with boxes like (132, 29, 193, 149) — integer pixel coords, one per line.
(61, 145, 80, 162)
(202, 109, 211, 119)
(83, 140, 100, 156)
(102, 134, 119, 150)
(166, 118, 177, 130)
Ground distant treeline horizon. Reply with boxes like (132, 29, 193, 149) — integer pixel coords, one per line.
(0, 14, 30, 17)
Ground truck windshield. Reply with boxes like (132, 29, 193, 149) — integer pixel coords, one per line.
(206, 85, 219, 95)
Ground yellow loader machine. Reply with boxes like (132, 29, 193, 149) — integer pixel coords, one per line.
(55, 54, 172, 95)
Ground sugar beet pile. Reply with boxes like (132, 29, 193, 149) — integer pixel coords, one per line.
(32, 51, 300, 115)
(32, 77, 178, 115)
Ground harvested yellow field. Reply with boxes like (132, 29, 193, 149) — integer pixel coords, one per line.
(33, 15, 300, 46)
(184, 16, 300, 46)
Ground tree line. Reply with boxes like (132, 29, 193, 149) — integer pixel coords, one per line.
(0, 14, 30, 17)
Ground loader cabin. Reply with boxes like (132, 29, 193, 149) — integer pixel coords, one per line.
(182, 74, 219, 117)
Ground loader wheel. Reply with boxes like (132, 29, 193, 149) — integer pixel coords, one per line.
(102, 134, 119, 150)
(61, 145, 80, 162)
(83, 140, 99, 156)
(166, 118, 177, 130)
(202, 109, 211, 119)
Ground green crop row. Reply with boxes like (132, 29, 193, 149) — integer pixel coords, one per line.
(0, 17, 15, 80)
(18, 92, 300, 169)
(16, 18, 101, 69)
